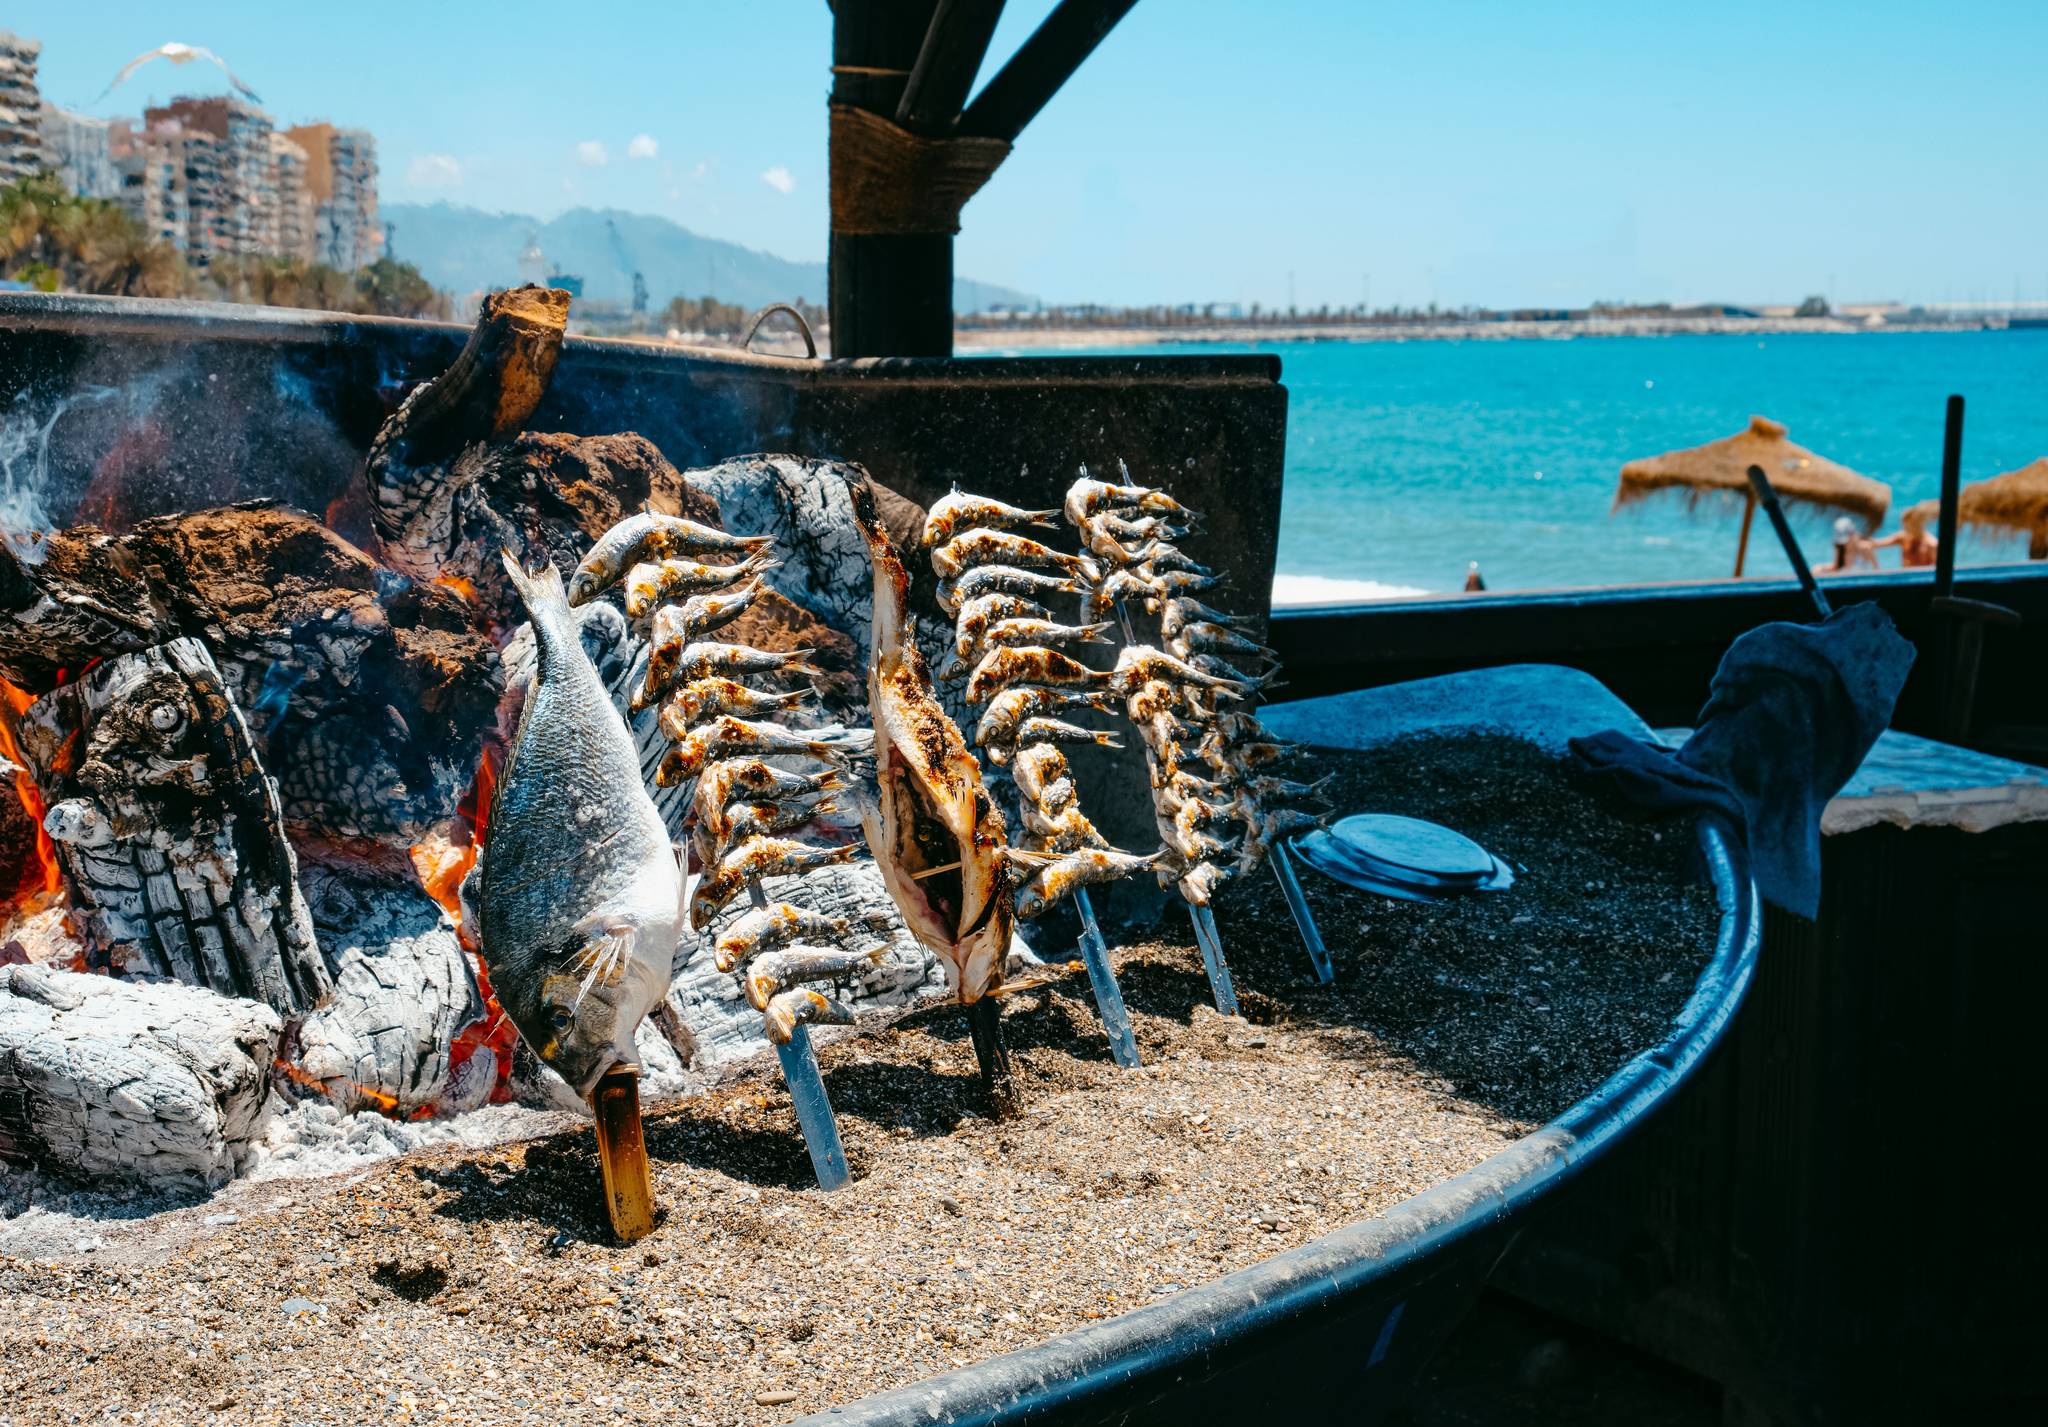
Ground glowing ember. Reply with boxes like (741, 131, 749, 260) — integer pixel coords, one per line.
(409, 746, 518, 1106)
(433, 573, 479, 604)
(1, 676, 63, 906)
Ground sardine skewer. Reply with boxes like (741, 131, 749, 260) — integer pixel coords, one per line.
(623, 551, 778, 618)
(569, 511, 773, 606)
(922, 490, 1061, 548)
(930, 529, 1098, 582)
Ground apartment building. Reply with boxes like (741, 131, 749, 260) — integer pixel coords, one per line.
(0, 29, 44, 185)
(45, 107, 119, 200)
(286, 122, 381, 271)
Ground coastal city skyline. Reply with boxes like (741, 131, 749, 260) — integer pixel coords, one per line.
(11, 3, 2048, 313)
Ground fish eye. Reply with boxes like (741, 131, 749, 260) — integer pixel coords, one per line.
(147, 702, 185, 733)
(549, 1007, 573, 1032)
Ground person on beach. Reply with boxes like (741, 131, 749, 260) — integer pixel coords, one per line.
(1814, 517, 1879, 575)
(1463, 561, 1487, 592)
(1871, 507, 1939, 568)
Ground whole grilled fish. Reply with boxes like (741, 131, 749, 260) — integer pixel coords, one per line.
(479, 554, 685, 1099)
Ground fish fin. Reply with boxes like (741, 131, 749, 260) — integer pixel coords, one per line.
(500, 550, 576, 659)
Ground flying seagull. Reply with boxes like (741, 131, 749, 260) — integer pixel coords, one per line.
(99, 43, 262, 104)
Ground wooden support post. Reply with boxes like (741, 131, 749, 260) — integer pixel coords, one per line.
(1733, 490, 1756, 578)
(966, 995, 1019, 1117)
(899, 0, 1009, 134)
(958, 0, 1140, 141)
(830, 0, 953, 357)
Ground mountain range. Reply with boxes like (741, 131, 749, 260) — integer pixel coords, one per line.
(381, 202, 1032, 314)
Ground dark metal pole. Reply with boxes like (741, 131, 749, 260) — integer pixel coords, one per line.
(1743, 465, 1832, 620)
(1934, 395, 1964, 601)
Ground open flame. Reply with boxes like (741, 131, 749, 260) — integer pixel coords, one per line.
(1, 675, 63, 906)
(410, 744, 518, 1110)
(432, 573, 479, 604)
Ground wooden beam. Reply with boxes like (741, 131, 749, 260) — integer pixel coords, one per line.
(959, 0, 1138, 142)
(830, 0, 953, 356)
(897, 0, 1008, 134)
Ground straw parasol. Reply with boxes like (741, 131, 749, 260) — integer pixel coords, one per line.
(1900, 459, 2048, 560)
(1613, 415, 1892, 575)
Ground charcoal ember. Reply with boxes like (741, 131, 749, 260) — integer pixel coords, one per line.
(0, 525, 167, 692)
(672, 859, 945, 1069)
(14, 639, 329, 1016)
(0, 752, 36, 898)
(289, 864, 484, 1116)
(0, 963, 280, 1189)
(117, 503, 500, 842)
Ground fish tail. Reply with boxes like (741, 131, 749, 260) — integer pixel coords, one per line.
(500, 550, 577, 666)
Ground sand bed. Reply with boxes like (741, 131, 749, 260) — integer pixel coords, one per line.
(0, 736, 1719, 1426)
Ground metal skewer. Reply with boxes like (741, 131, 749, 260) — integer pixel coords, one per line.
(748, 881, 850, 1190)
(1743, 464, 1832, 620)
(1072, 887, 1140, 1067)
(1269, 840, 1333, 983)
(1110, 597, 1240, 1014)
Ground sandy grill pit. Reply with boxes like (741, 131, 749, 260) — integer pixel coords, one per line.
(0, 735, 1718, 1426)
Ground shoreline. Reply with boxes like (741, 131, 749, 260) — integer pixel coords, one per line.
(954, 315, 2012, 352)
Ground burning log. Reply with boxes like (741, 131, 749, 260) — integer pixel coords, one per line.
(13, 638, 330, 1015)
(0, 503, 501, 844)
(368, 284, 571, 583)
(290, 863, 486, 1116)
(0, 963, 281, 1189)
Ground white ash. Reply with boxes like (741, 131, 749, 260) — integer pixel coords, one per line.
(245, 1095, 579, 1184)
(0, 965, 279, 1190)
(290, 864, 484, 1115)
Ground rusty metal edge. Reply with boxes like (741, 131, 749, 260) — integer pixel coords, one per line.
(792, 817, 1760, 1426)
(0, 293, 1282, 388)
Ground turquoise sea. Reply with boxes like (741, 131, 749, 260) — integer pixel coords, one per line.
(1095, 331, 2048, 601)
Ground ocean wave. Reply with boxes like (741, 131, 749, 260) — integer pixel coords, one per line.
(1271, 572, 1432, 606)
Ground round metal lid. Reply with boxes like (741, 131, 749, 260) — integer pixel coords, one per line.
(1330, 814, 1499, 881)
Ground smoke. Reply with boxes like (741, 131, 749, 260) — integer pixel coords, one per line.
(0, 387, 121, 566)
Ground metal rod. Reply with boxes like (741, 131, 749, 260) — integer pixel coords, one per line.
(774, 1027, 850, 1191)
(1072, 887, 1140, 1068)
(1270, 841, 1333, 983)
(897, 0, 1008, 132)
(1187, 902, 1238, 1016)
(1934, 394, 1965, 731)
(747, 881, 851, 1189)
(1743, 465, 1832, 620)
(1934, 394, 1965, 601)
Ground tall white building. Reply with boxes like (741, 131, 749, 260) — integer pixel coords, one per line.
(44, 107, 118, 200)
(0, 29, 44, 185)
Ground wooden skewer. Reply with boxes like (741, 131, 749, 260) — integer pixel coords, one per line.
(910, 860, 963, 880)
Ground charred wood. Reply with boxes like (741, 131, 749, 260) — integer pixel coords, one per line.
(15, 639, 330, 1015)
(289, 863, 484, 1116)
(0, 503, 501, 843)
(0, 964, 280, 1189)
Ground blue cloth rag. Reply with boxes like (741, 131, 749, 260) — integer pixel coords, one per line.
(1569, 602, 1915, 918)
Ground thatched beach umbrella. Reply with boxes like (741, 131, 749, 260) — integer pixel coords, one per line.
(1613, 415, 1892, 576)
(1951, 457, 2048, 559)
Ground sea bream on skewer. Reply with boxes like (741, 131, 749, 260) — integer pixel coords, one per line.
(477, 554, 685, 1099)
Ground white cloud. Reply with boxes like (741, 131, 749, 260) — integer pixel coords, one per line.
(576, 140, 609, 167)
(627, 133, 659, 160)
(405, 154, 462, 189)
(760, 164, 795, 195)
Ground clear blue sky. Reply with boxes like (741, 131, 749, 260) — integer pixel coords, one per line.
(20, 2, 2048, 310)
